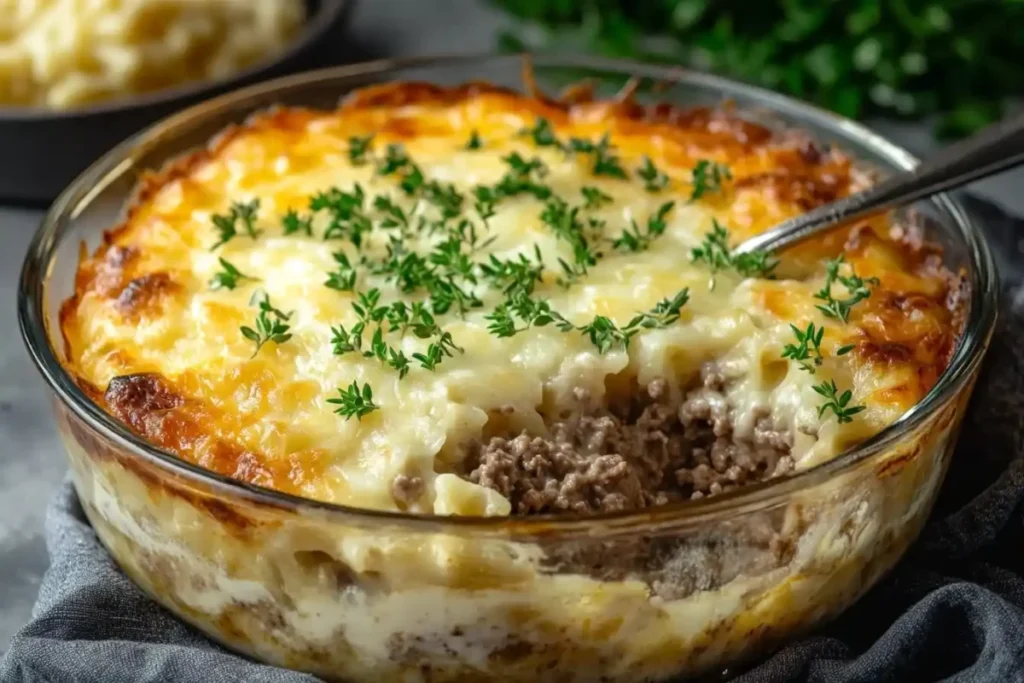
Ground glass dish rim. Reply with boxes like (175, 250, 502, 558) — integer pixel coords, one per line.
(18, 53, 999, 536)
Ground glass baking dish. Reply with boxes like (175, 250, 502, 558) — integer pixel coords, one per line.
(18, 54, 998, 682)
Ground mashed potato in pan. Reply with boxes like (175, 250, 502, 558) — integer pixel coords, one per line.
(0, 0, 304, 108)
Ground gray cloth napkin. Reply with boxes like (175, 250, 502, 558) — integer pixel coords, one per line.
(4, 195, 1024, 683)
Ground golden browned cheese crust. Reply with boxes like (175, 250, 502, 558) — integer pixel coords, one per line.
(59, 80, 965, 511)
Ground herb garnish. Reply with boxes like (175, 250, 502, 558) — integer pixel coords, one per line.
(814, 256, 879, 323)
(311, 185, 372, 247)
(495, 152, 552, 199)
(324, 252, 359, 292)
(209, 257, 255, 291)
(328, 381, 378, 420)
(689, 160, 731, 201)
(522, 116, 560, 147)
(479, 245, 546, 296)
(466, 130, 483, 150)
(373, 195, 410, 231)
(412, 332, 463, 371)
(210, 199, 261, 250)
(485, 292, 575, 338)
(691, 220, 778, 288)
(581, 186, 612, 209)
(487, 287, 689, 354)
(638, 156, 669, 192)
(612, 201, 674, 252)
(813, 379, 866, 424)
(281, 209, 313, 237)
(348, 135, 374, 165)
(578, 288, 691, 353)
(379, 144, 411, 176)
(540, 197, 596, 286)
(782, 322, 826, 373)
(240, 290, 292, 357)
(572, 134, 629, 179)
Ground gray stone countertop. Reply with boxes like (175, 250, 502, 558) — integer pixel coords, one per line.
(2, 0, 1023, 654)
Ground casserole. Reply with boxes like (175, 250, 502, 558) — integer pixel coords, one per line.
(19, 55, 997, 682)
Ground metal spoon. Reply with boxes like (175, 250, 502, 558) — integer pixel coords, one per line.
(732, 112, 1024, 256)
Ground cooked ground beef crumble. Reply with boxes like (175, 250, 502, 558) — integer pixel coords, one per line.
(461, 363, 795, 515)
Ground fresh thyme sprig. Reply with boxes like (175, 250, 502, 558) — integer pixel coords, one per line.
(539, 196, 598, 287)
(813, 379, 866, 424)
(612, 201, 674, 252)
(210, 199, 261, 250)
(423, 181, 464, 220)
(412, 332, 463, 371)
(570, 134, 629, 179)
(814, 255, 880, 323)
(487, 287, 690, 353)
(324, 252, 358, 292)
(310, 185, 372, 247)
(521, 116, 560, 147)
(378, 144, 411, 176)
(579, 287, 692, 353)
(363, 327, 412, 378)
(373, 195, 410, 232)
(495, 152, 552, 200)
(348, 135, 374, 165)
(624, 288, 691, 330)
(209, 257, 255, 291)
(332, 289, 464, 376)
(781, 322, 856, 374)
(782, 322, 825, 373)
(690, 220, 779, 289)
(689, 160, 732, 201)
(281, 209, 313, 237)
(638, 156, 669, 192)
(485, 291, 575, 338)
(240, 290, 292, 358)
(581, 186, 612, 209)
(328, 381, 378, 420)
(479, 245, 546, 296)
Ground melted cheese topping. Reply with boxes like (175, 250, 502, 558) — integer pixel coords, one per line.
(59, 82, 963, 515)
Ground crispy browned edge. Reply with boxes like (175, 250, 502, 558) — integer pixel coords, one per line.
(53, 79, 972, 534)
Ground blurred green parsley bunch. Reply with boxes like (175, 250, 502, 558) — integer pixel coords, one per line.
(492, 0, 1023, 137)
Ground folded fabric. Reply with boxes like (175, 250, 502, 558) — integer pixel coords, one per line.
(4, 195, 1024, 683)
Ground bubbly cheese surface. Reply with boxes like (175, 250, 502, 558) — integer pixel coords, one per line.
(59, 82, 963, 515)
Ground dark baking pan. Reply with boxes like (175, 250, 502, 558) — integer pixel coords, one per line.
(0, 0, 353, 205)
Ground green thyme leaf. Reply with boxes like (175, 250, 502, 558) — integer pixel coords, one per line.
(348, 135, 374, 165)
(691, 220, 777, 288)
(638, 156, 669, 192)
(612, 201, 674, 252)
(690, 160, 732, 201)
(581, 185, 613, 209)
(281, 209, 313, 237)
(240, 290, 292, 357)
(209, 257, 255, 291)
(781, 322, 826, 373)
(210, 199, 261, 250)
(521, 116, 561, 147)
(328, 381, 378, 420)
(812, 379, 866, 424)
(813, 255, 879, 323)
(324, 252, 358, 292)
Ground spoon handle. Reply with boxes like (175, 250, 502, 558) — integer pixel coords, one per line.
(733, 112, 1024, 256)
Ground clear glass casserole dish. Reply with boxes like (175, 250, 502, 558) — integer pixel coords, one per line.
(18, 55, 998, 682)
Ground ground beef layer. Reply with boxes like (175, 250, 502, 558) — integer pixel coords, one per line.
(461, 364, 795, 515)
